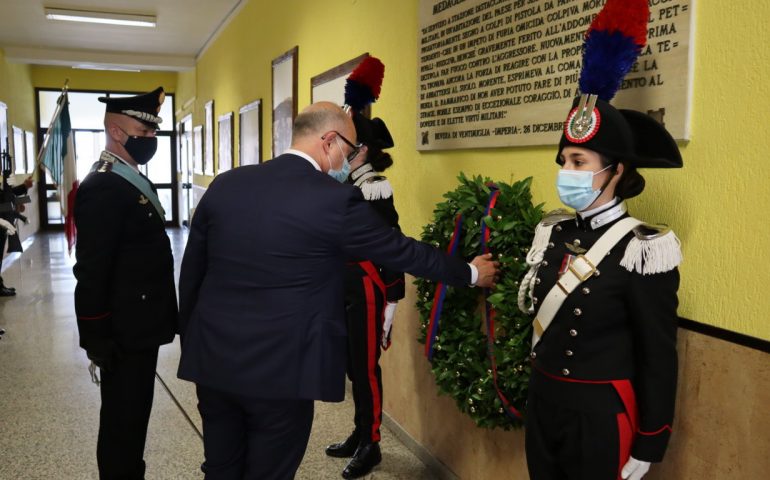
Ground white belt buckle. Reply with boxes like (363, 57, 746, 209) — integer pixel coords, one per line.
(568, 254, 596, 281)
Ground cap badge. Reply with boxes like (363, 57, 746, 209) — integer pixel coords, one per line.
(565, 94, 601, 143)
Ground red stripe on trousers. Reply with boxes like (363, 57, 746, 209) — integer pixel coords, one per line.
(616, 412, 633, 480)
(362, 276, 382, 442)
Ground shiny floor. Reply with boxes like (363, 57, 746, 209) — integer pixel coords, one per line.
(0, 230, 435, 479)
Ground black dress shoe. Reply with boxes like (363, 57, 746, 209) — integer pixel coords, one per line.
(0, 287, 15, 297)
(326, 430, 360, 458)
(342, 443, 381, 479)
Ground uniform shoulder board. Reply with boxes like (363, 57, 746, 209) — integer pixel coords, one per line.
(540, 208, 574, 226)
(360, 176, 393, 201)
(620, 222, 682, 275)
(96, 160, 114, 173)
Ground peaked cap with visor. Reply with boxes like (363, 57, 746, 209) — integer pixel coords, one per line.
(99, 87, 165, 130)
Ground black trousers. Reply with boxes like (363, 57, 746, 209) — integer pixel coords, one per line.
(345, 272, 385, 444)
(525, 369, 631, 480)
(97, 347, 159, 480)
(196, 384, 314, 480)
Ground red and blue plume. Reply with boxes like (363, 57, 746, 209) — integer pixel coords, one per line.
(344, 56, 385, 112)
(579, 0, 649, 101)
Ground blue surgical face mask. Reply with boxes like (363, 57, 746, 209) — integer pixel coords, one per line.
(556, 165, 612, 211)
(327, 138, 351, 183)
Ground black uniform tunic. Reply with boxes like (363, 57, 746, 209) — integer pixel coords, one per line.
(523, 200, 680, 479)
(73, 151, 178, 478)
(344, 163, 405, 444)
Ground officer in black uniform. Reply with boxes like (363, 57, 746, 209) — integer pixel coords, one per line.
(324, 109, 403, 479)
(0, 148, 33, 298)
(517, 2, 683, 479)
(73, 87, 178, 479)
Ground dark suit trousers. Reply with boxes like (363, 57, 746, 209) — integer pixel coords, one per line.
(97, 347, 159, 480)
(196, 385, 314, 480)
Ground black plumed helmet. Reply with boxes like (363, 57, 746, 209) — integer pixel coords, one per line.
(555, 0, 682, 170)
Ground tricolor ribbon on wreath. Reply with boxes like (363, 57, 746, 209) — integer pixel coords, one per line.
(425, 185, 523, 420)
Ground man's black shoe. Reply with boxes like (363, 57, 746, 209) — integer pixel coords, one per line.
(341, 442, 381, 479)
(325, 431, 360, 458)
(0, 287, 16, 297)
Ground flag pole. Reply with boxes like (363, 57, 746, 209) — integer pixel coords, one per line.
(36, 79, 70, 177)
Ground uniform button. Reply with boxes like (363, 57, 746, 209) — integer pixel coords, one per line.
(565, 349, 574, 357)
(141, 294, 147, 300)
(533, 297, 539, 305)
(530, 352, 537, 359)
(594, 269, 600, 277)
(562, 368, 570, 376)
(555, 225, 562, 232)
(149, 212, 153, 217)
(535, 277, 541, 285)
(573, 239, 581, 246)
(573, 308, 582, 316)
(569, 329, 578, 337)
(582, 287, 590, 295)
(542, 260, 549, 267)
(548, 242, 554, 249)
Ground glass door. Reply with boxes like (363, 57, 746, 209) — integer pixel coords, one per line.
(178, 115, 193, 227)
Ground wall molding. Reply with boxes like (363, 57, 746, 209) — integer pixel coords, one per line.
(679, 318, 769, 354)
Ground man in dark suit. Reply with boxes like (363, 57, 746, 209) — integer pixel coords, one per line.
(73, 87, 178, 479)
(177, 102, 498, 480)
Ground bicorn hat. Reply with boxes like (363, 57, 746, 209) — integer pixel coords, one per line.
(344, 56, 394, 149)
(557, 0, 682, 169)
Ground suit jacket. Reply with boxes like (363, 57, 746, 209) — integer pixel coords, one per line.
(73, 153, 178, 352)
(530, 206, 679, 462)
(177, 154, 471, 402)
(345, 165, 405, 302)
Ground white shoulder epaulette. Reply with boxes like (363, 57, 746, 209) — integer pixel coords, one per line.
(620, 223, 683, 275)
(359, 176, 393, 201)
(540, 208, 574, 226)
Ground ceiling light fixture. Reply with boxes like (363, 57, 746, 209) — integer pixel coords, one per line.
(44, 7, 156, 28)
(73, 64, 142, 73)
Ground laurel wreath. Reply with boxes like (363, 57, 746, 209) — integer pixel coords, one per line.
(414, 173, 543, 429)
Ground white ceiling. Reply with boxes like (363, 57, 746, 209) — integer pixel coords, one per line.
(0, 0, 245, 71)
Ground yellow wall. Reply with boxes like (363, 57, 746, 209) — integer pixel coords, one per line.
(0, 48, 36, 138)
(190, 0, 770, 341)
(31, 66, 177, 95)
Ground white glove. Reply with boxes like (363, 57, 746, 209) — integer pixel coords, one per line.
(621, 457, 651, 480)
(0, 218, 16, 236)
(382, 302, 397, 349)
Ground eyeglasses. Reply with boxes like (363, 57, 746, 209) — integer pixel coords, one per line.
(323, 131, 363, 162)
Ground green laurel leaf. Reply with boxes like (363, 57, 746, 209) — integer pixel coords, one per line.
(414, 173, 543, 430)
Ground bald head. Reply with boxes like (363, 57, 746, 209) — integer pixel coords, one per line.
(291, 102, 355, 145)
(289, 102, 358, 173)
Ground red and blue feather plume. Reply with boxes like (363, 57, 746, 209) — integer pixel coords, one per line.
(344, 56, 385, 112)
(578, 0, 649, 101)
